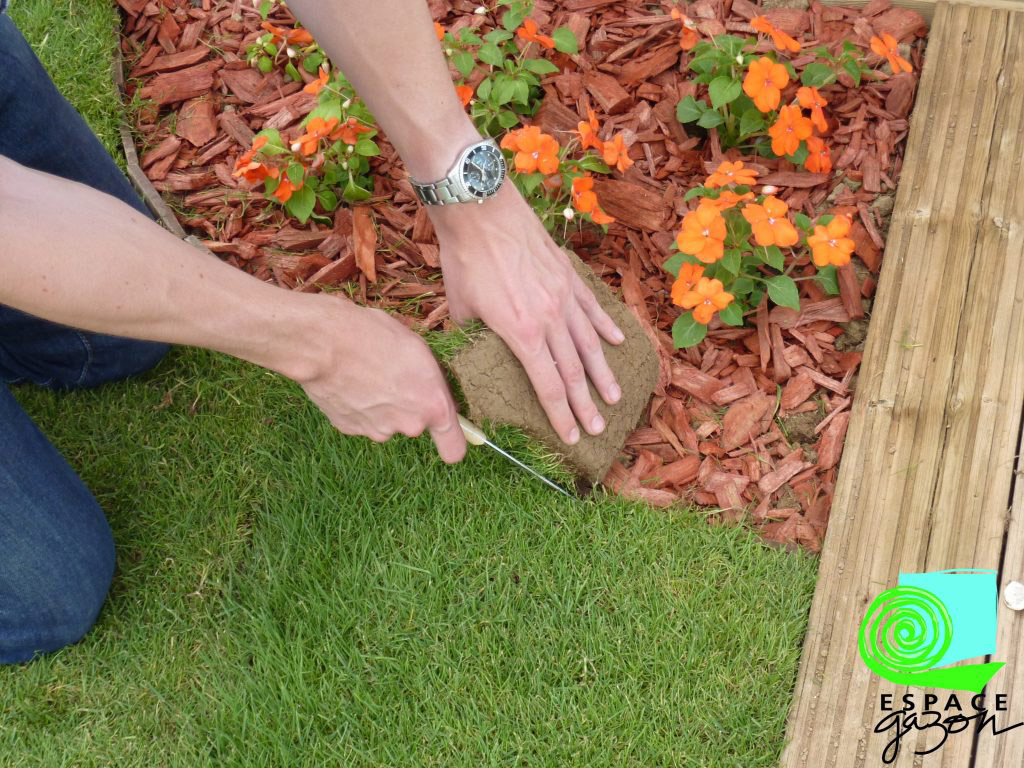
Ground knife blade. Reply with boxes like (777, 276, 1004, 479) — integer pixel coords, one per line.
(458, 415, 573, 499)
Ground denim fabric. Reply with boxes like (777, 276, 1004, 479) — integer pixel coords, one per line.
(0, 15, 169, 664)
(0, 2, 7, 17)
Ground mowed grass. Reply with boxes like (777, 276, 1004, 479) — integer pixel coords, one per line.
(1, 4, 820, 766)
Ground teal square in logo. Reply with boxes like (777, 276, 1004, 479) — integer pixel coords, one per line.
(898, 569, 997, 668)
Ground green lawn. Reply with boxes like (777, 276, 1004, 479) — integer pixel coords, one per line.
(1, 4, 820, 766)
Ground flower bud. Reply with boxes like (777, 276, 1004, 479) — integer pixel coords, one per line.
(563, 207, 574, 221)
(342, 160, 349, 170)
(474, 5, 487, 13)
(736, 54, 744, 65)
(347, 144, 355, 154)
(342, 98, 352, 109)
(290, 142, 302, 153)
(761, 184, 778, 195)
(286, 47, 296, 58)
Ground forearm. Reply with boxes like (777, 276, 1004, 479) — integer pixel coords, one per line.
(0, 157, 335, 381)
(286, 0, 480, 181)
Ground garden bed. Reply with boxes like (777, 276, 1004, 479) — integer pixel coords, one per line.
(116, 0, 927, 551)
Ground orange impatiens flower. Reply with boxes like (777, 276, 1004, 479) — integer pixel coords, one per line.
(743, 56, 790, 113)
(742, 195, 799, 247)
(705, 160, 758, 188)
(804, 134, 832, 173)
(676, 202, 727, 264)
(303, 67, 330, 95)
(751, 15, 801, 54)
(768, 105, 813, 157)
(808, 215, 855, 267)
(679, 277, 734, 324)
(670, 262, 705, 307)
(870, 33, 912, 74)
(602, 133, 634, 173)
(517, 18, 556, 49)
(572, 176, 616, 225)
(272, 175, 302, 203)
(577, 108, 603, 152)
(295, 117, 339, 156)
(232, 136, 279, 184)
(330, 117, 372, 145)
(455, 84, 474, 107)
(434, 22, 445, 40)
(501, 125, 560, 174)
(702, 189, 755, 211)
(670, 8, 700, 50)
(796, 86, 828, 133)
(261, 21, 313, 46)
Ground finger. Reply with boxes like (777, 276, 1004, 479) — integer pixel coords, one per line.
(547, 326, 605, 437)
(568, 303, 621, 405)
(427, 391, 467, 464)
(573, 273, 625, 345)
(514, 342, 580, 445)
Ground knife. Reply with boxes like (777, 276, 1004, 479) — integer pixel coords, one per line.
(458, 415, 573, 499)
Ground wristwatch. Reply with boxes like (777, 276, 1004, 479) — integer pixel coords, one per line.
(410, 138, 507, 206)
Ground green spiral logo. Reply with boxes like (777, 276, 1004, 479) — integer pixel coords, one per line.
(860, 586, 952, 675)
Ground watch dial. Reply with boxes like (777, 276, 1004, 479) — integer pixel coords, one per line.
(463, 145, 505, 197)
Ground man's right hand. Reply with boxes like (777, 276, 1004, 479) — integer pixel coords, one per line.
(290, 297, 467, 463)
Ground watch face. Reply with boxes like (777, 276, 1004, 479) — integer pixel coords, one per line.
(461, 143, 506, 198)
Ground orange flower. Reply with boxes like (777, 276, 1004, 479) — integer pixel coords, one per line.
(261, 21, 314, 46)
(870, 33, 912, 74)
(577, 107, 603, 152)
(741, 195, 799, 247)
(329, 117, 372, 145)
(303, 67, 330, 95)
(808, 215, 855, 267)
(516, 18, 555, 49)
(272, 175, 302, 203)
(670, 262, 705, 307)
(232, 136, 278, 184)
(796, 86, 828, 133)
(751, 15, 801, 54)
(602, 133, 634, 173)
(434, 22, 445, 40)
(296, 116, 339, 156)
(670, 8, 700, 50)
(768, 104, 813, 157)
(455, 84, 474, 107)
(571, 176, 615, 224)
(503, 125, 560, 174)
(676, 202, 726, 264)
(702, 189, 755, 211)
(705, 160, 758, 188)
(743, 56, 790, 113)
(590, 208, 616, 226)
(679, 277, 734, 324)
(804, 134, 832, 173)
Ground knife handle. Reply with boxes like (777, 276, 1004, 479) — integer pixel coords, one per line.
(458, 415, 487, 446)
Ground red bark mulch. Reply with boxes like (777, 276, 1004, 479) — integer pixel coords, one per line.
(117, 0, 927, 552)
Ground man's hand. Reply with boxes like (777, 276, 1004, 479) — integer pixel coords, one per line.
(294, 298, 467, 463)
(429, 183, 625, 446)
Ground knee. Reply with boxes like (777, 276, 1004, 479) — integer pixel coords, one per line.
(0, 506, 115, 665)
(78, 337, 170, 388)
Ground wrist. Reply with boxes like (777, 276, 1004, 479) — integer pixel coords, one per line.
(402, 115, 483, 181)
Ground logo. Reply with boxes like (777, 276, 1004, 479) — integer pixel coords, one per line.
(859, 568, 1003, 692)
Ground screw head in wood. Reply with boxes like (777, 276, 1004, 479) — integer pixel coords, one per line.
(1003, 580, 1024, 611)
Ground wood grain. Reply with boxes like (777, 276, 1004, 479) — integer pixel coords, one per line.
(780, 4, 1024, 767)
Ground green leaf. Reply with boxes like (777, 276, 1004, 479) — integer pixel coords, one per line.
(305, 101, 343, 124)
(842, 58, 863, 87)
(286, 163, 305, 186)
(738, 108, 765, 136)
(708, 76, 742, 109)
(494, 76, 517, 105)
(578, 154, 611, 173)
(662, 253, 685, 277)
(801, 61, 836, 87)
(342, 177, 371, 202)
(258, 0, 272, 20)
(551, 27, 578, 54)
(759, 245, 784, 271)
(815, 265, 840, 295)
(317, 187, 339, 212)
(789, 144, 809, 165)
(817, 213, 835, 226)
(715, 35, 748, 58)
(520, 172, 545, 194)
(676, 95, 705, 124)
(502, 7, 526, 31)
(453, 51, 476, 78)
(766, 274, 801, 310)
(793, 212, 812, 231)
(512, 78, 531, 105)
(718, 302, 744, 326)
(354, 139, 380, 156)
(476, 77, 493, 100)
(497, 109, 520, 129)
(285, 184, 315, 223)
(285, 62, 301, 82)
(672, 313, 708, 349)
(524, 58, 559, 75)
(720, 249, 741, 276)
(484, 29, 514, 44)
(458, 28, 483, 45)
(697, 109, 725, 129)
(684, 186, 709, 201)
(255, 128, 286, 154)
(478, 43, 504, 67)
(302, 52, 324, 74)
(731, 277, 755, 296)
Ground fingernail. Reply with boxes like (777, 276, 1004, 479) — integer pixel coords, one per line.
(568, 427, 580, 444)
(591, 414, 605, 434)
(613, 327, 625, 343)
(608, 383, 621, 403)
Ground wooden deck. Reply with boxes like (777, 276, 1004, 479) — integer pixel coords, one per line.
(781, 2, 1024, 766)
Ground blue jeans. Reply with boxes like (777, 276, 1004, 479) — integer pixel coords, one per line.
(0, 15, 169, 664)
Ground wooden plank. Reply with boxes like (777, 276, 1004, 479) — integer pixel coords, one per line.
(822, 0, 1024, 23)
(780, 3, 1024, 767)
